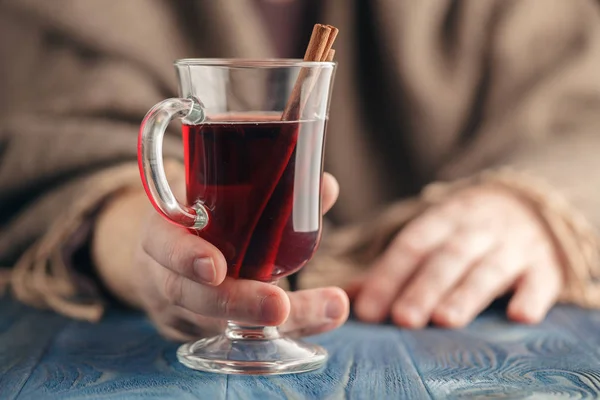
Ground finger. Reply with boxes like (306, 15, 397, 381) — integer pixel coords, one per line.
(147, 310, 202, 342)
(155, 323, 197, 342)
(156, 306, 228, 341)
(507, 255, 562, 324)
(322, 172, 339, 214)
(392, 230, 495, 328)
(343, 279, 365, 300)
(171, 305, 225, 337)
(281, 287, 349, 337)
(162, 273, 290, 326)
(142, 213, 227, 286)
(432, 247, 526, 328)
(354, 205, 457, 322)
(154, 287, 350, 341)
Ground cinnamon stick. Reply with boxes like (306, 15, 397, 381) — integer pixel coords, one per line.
(255, 27, 338, 276)
(281, 24, 334, 121)
(322, 25, 338, 60)
(325, 49, 335, 62)
(232, 24, 338, 280)
(305, 24, 332, 61)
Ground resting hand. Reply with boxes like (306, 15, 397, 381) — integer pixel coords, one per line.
(352, 186, 563, 328)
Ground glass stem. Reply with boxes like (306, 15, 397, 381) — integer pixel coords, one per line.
(225, 322, 281, 340)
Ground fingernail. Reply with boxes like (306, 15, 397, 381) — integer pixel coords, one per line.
(260, 294, 282, 324)
(402, 306, 425, 327)
(193, 257, 215, 284)
(325, 299, 344, 320)
(509, 306, 540, 324)
(442, 307, 461, 325)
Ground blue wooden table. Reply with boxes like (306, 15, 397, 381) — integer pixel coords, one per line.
(2, 296, 600, 399)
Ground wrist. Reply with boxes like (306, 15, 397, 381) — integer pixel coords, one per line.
(92, 188, 150, 309)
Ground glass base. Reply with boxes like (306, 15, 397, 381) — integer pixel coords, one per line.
(176, 323, 327, 375)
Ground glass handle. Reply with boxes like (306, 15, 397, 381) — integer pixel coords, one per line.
(138, 97, 209, 230)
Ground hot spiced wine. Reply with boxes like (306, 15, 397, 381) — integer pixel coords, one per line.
(182, 115, 326, 282)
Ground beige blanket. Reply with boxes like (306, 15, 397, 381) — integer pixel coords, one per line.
(1, 0, 600, 320)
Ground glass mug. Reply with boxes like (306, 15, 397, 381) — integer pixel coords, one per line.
(138, 59, 335, 375)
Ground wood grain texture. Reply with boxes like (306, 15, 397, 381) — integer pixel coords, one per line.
(2, 296, 600, 399)
(401, 306, 600, 399)
(0, 299, 68, 400)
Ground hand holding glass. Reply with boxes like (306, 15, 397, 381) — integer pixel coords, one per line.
(138, 59, 335, 375)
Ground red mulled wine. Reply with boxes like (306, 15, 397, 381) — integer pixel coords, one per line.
(182, 115, 326, 282)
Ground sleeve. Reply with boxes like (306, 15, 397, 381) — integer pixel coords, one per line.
(436, 0, 600, 307)
(302, 0, 600, 308)
(0, 5, 184, 320)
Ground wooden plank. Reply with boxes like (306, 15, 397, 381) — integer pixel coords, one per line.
(554, 305, 600, 360)
(4, 297, 600, 399)
(12, 314, 429, 399)
(15, 308, 227, 400)
(224, 322, 430, 399)
(401, 306, 600, 398)
(0, 298, 68, 400)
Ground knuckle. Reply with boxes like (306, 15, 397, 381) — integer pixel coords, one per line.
(443, 239, 469, 260)
(140, 214, 161, 251)
(394, 232, 425, 261)
(469, 214, 497, 232)
(163, 240, 194, 276)
(404, 285, 439, 310)
(133, 247, 148, 269)
(214, 286, 235, 317)
(462, 194, 484, 210)
(163, 273, 184, 305)
(164, 240, 180, 269)
(528, 248, 548, 267)
(140, 233, 153, 256)
(518, 226, 539, 245)
(452, 283, 478, 303)
(531, 237, 554, 257)
(473, 264, 505, 289)
(439, 198, 465, 215)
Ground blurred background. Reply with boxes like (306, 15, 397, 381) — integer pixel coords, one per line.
(1, 0, 600, 330)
